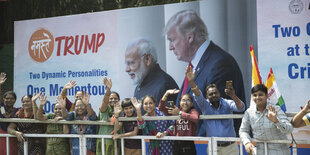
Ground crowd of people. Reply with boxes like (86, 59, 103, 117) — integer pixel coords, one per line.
(1, 70, 310, 155)
(1, 10, 310, 155)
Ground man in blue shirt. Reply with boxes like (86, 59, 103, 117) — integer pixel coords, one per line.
(185, 66, 245, 155)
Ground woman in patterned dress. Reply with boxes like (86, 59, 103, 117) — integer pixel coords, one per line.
(7, 94, 46, 155)
(132, 96, 174, 155)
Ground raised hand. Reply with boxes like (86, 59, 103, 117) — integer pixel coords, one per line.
(131, 97, 141, 110)
(302, 100, 310, 113)
(224, 87, 236, 97)
(103, 77, 112, 90)
(114, 101, 122, 116)
(64, 80, 77, 89)
(39, 94, 47, 106)
(166, 89, 180, 96)
(168, 105, 180, 116)
(0, 72, 7, 86)
(56, 95, 66, 108)
(82, 92, 90, 105)
(185, 66, 196, 82)
(266, 105, 279, 123)
(32, 91, 41, 102)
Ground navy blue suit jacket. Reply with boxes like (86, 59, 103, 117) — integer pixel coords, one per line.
(176, 41, 246, 136)
(134, 64, 179, 114)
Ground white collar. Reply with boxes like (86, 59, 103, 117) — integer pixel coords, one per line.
(191, 40, 210, 70)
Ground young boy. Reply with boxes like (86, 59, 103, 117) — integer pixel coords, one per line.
(113, 98, 142, 155)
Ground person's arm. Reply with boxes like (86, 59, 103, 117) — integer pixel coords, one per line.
(225, 87, 244, 110)
(7, 122, 25, 142)
(159, 89, 179, 115)
(0, 72, 7, 104)
(100, 77, 112, 113)
(82, 93, 95, 117)
(239, 111, 254, 155)
(60, 80, 77, 98)
(180, 109, 199, 124)
(36, 94, 48, 121)
(131, 97, 143, 122)
(31, 91, 41, 119)
(63, 125, 70, 134)
(291, 100, 310, 128)
(186, 66, 200, 96)
(113, 102, 123, 133)
(266, 105, 293, 134)
(113, 126, 139, 140)
(156, 125, 174, 138)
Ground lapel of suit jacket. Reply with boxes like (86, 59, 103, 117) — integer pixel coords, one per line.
(185, 41, 215, 94)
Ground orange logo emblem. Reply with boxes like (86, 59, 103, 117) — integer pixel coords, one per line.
(28, 29, 54, 63)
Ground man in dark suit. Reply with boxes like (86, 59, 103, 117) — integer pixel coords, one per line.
(125, 38, 179, 112)
(164, 10, 245, 136)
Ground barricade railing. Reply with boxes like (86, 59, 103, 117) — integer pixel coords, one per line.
(0, 112, 301, 155)
(1, 133, 308, 155)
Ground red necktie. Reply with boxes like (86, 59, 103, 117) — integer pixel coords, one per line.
(182, 62, 193, 95)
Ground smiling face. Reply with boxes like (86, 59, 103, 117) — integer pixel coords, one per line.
(109, 93, 119, 108)
(252, 90, 268, 109)
(142, 97, 156, 115)
(54, 104, 63, 117)
(21, 96, 32, 110)
(74, 100, 86, 116)
(206, 87, 221, 104)
(180, 94, 193, 112)
(125, 48, 148, 85)
(167, 26, 191, 62)
(123, 105, 134, 117)
(4, 94, 16, 108)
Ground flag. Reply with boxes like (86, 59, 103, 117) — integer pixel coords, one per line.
(250, 45, 262, 107)
(265, 68, 286, 112)
(250, 45, 262, 86)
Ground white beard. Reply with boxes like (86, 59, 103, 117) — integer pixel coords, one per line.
(130, 61, 149, 85)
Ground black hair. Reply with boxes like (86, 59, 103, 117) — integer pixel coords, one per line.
(121, 98, 133, 108)
(205, 83, 218, 93)
(251, 84, 268, 95)
(21, 95, 33, 102)
(142, 95, 156, 104)
(179, 93, 193, 103)
(110, 91, 120, 100)
(3, 91, 17, 100)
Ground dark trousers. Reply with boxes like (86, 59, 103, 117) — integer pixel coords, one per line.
(173, 140, 197, 155)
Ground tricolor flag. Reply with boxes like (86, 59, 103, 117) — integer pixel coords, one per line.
(250, 45, 262, 107)
(265, 68, 287, 112)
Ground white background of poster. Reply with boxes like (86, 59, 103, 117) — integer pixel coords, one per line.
(14, 0, 252, 113)
(257, 0, 310, 113)
(257, 0, 310, 140)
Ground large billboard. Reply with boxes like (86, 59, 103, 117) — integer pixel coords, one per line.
(257, 0, 310, 113)
(14, 0, 251, 113)
(257, 0, 310, 141)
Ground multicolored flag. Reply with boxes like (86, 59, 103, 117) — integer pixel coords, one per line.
(250, 45, 262, 107)
(265, 68, 286, 112)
